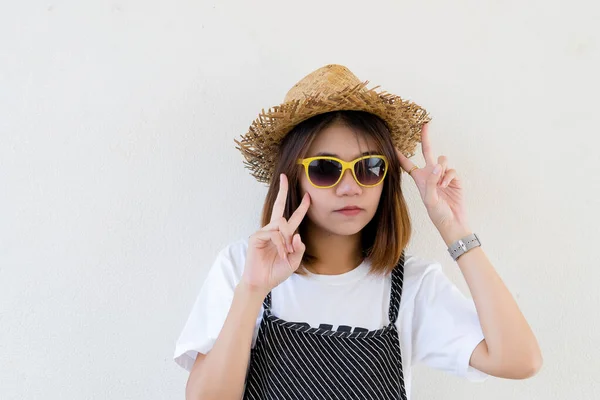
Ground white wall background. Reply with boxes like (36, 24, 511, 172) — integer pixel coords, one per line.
(1, 1, 599, 399)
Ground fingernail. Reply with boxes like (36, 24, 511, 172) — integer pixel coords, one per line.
(433, 164, 441, 175)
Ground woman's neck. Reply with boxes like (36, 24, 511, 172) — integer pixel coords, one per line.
(302, 222, 364, 275)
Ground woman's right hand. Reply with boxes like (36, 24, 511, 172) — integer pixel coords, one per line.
(241, 173, 311, 296)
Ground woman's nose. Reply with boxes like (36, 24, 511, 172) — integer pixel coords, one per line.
(336, 169, 362, 194)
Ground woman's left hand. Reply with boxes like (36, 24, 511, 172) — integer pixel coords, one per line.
(395, 123, 470, 231)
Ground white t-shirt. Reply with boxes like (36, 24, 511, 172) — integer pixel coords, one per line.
(174, 237, 489, 398)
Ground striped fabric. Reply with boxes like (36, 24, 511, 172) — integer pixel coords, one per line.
(243, 253, 408, 400)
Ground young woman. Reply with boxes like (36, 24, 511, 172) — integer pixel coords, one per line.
(174, 64, 542, 400)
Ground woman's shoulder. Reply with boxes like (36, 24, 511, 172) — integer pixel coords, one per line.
(204, 236, 249, 283)
(403, 252, 442, 278)
(400, 252, 445, 299)
(218, 236, 250, 259)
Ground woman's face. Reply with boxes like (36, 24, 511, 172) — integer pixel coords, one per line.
(299, 122, 384, 237)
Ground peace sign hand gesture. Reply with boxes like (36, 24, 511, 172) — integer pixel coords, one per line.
(395, 123, 470, 231)
(241, 173, 311, 297)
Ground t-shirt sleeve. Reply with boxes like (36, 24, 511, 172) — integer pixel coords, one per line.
(411, 262, 489, 382)
(173, 240, 256, 372)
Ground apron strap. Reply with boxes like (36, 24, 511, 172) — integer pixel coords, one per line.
(388, 250, 406, 325)
(263, 291, 272, 311)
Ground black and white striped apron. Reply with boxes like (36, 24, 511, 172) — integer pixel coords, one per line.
(243, 253, 407, 400)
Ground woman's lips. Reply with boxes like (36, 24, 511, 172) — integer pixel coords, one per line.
(335, 208, 362, 216)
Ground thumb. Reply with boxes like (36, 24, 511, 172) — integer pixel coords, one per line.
(425, 164, 442, 205)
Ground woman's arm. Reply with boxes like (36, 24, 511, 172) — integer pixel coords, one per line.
(185, 282, 265, 400)
(439, 224, 543, 379)
(185, 178, 310, 398)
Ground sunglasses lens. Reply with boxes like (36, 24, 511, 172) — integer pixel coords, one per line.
(355, 156, 387, 185)
(307, 159, 342, 187)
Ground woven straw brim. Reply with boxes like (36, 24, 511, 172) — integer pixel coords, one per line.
(234, 81, 432, 184)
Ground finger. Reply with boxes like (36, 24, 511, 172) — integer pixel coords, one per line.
(251, 229, 288, 261)
(264, 216, 293, 254)
(260, 218, 280, 231)
(426, 163, 442, 205)
(270, 173, 288, 224)
(278, 228, 294, 254)
(439, 169, 457, 187)
(273, 230, 290, 261)
(260, 215, 294, 254)
(287, 233, 306, 272)
(292, 233, 305, 253)
(296, 234, 306, 260)
(437, 155, 448, 181)
(395, 147, 417, 174)
(421, 123, 436, 167)
(286, 192, 311, 237)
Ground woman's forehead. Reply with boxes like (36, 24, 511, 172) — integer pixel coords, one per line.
(307, 123, 377, 158)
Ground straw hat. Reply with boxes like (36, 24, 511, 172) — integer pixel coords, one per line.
(233, 64, 432, 184)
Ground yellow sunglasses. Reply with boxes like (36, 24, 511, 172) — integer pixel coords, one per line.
(296, 155, 389, 188)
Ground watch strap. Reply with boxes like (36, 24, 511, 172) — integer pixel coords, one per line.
(447, 232, 481, 261)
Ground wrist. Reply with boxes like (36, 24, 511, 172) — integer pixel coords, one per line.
(438, 224, 474, 247)
(236, 280, 269, 303)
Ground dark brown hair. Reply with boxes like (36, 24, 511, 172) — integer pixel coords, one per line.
(259, 110, 412, 276)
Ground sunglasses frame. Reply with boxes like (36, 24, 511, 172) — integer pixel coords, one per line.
(296, 154, 389, 189)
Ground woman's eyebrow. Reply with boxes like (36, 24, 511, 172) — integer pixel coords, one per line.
(315, 150, 379, 158)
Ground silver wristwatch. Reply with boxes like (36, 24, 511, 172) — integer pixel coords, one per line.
(447, 233, 481, 261)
